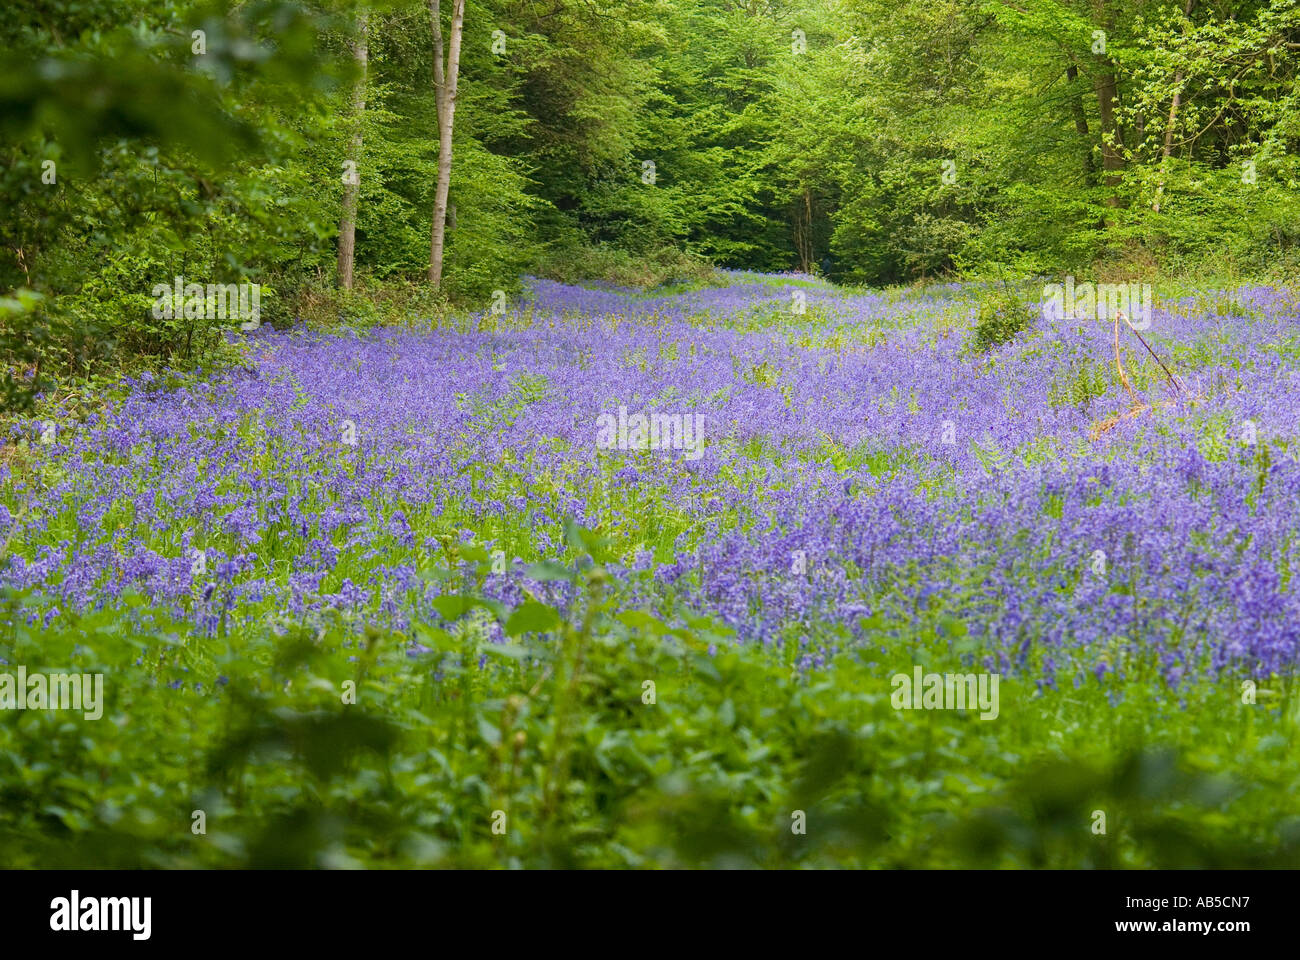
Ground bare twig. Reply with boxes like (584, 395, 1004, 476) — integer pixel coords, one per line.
(1117, 308, 1186, 397)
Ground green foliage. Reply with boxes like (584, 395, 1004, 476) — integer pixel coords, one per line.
(2, 0, 1299, 871)
(965, 287, 1035, 354)
(536, 243, 719, 290)
(5, 0, 1300, 410)
(3, 550, 1297, 868)
(0, 1, 346, 411)
(1049, 358, 1111, 411)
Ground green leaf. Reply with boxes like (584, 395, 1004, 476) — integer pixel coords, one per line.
(524, 561, 573, 582)
(477, 715, 501, 746)
(431, 594, 509, 623)
(458, 543, 490, 565)
(618, 609, 667, 635)
(505, 601, 561, 636)
(480, 643, 529, 660)
(431, 595, 474, 621)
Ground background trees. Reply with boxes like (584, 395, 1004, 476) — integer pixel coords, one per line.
(2, 0, 1298, 409)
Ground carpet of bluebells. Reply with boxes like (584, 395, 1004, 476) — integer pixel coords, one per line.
(7, 273, 1300, 680)
(3, 272, 1300, 868)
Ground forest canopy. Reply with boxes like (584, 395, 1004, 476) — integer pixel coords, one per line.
(2, 0, 1298, 407)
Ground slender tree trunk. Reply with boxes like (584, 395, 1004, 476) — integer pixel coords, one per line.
(1153, 0, 1194, 214)
(1150, 81, 1182, 214)
(428, 0, 465, 289)
(1091, 2, 1124, 209)
(337, 13, 369, 291)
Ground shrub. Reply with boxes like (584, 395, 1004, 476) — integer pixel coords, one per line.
(535, 244, 718, 290)
(966, 287, 1034, 354)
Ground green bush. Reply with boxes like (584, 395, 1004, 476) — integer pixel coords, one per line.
(535, 243, 719, 290)
(965, 287, 1034, 354)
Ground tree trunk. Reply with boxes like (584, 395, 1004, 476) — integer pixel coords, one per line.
(428, 0, 465, 289)
(1091, 2, 1124, 209)
(337, 13, 369, 291)
(1153, 0, 1194, 214)
(1066, 64, 1095, 181)
(793, 188, 813, 273)
(1094, 69, 1124, 207)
